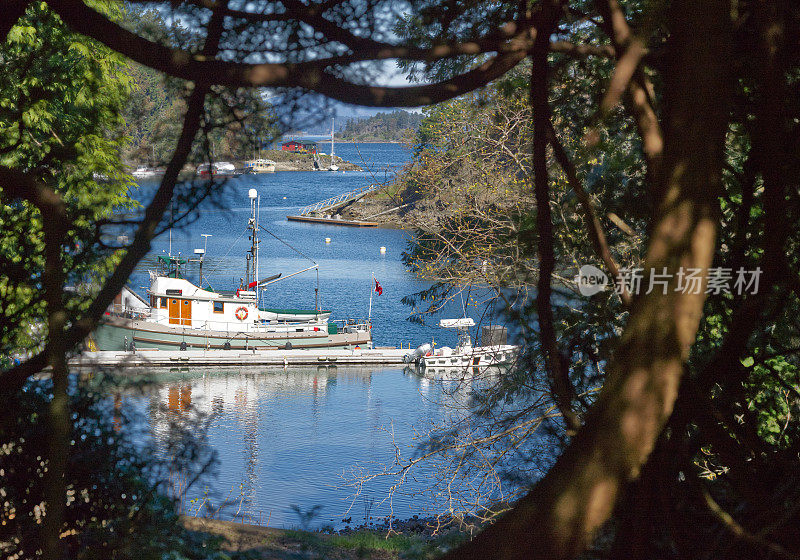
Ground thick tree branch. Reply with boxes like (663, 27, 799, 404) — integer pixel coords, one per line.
(47, 0, 531, 104)
(48, 0, 612, 108)
(699, 485, 800, 560)
(547, 121, 632, 306)
(39, 188, 69, 560)
(530, 6, 582, 435)
(595, 0, 663, 186)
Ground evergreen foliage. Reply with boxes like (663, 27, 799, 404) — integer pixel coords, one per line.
(338, 110, 423, 143)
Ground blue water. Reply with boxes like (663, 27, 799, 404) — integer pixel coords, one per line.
(126, 144, 504, 528)
(136, 366, 457, 529)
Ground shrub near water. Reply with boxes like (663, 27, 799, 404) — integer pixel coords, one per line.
(0, 377, 237, 560)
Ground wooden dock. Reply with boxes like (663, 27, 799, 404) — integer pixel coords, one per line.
(286, 215, 378, 227)
(71, 347, 409, 368)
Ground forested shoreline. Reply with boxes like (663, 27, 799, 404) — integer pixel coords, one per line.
(336, 110, 423, 143)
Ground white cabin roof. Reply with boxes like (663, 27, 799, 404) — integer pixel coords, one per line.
(439, 318, 475, 328)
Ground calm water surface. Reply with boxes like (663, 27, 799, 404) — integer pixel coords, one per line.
(125, 144, 496, 528)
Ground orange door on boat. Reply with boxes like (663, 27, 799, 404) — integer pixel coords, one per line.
(181, 299, 192, 326)
(169, 298, 180, 325)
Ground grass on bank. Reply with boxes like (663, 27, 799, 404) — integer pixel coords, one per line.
(280, 528, 468, 559)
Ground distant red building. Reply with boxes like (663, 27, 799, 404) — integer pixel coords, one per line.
(281, 141, 318, 154)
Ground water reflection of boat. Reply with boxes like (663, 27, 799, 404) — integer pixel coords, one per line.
(150, 367, 376, 418)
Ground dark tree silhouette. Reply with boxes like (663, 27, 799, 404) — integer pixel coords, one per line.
(3, 0, 800, 559)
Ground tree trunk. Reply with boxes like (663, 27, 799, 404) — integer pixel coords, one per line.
(444, 0, 733, 557)
(40, 209, 69, 560)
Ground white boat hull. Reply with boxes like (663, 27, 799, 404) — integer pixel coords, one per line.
(420, 345, 519, 370)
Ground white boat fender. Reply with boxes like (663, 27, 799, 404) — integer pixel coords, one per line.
(403, 342, 432, 363)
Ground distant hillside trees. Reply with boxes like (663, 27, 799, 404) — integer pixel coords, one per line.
(337, 110, 422, 142)
(121, 9, 276, 165)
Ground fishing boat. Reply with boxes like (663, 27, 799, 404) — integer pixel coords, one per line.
(244, 158, 276, 173)
(405, 318, 518, 373)
(94, 189, 371, 351)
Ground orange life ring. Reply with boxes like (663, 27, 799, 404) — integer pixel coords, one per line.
(235, 306, 248, 321)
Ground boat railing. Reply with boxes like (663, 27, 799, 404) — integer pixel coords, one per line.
(330, 318, 372, 332)
(105, 304, 151, 320)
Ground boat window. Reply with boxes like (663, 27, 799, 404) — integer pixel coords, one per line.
(183, 300, 189, 306)
(172, 299, 177, 305)
(160, 297, 167, 308)
(213, 301, 224, 313)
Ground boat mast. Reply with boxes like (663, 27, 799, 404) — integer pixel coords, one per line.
(168, 200, 173, 257)
(368, 271, 374, 325)
(330, 118, 335, 168)
(247, 188, 259, 290)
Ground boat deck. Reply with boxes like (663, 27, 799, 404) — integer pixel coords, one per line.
(72, 347, 409, 368)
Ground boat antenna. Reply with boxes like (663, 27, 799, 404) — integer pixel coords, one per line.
(248, 188, 259, 292)
(258, 224, 316, 265)
(258, 224, 319, 311)
(197, 233, 212, 287)
(168, 200, 173, 257)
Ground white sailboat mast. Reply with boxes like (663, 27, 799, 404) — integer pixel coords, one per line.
(247, 188, 259, 288)
(368, 271, 374, 324)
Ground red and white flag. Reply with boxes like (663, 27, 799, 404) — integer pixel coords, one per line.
(374, 279, 383, 296)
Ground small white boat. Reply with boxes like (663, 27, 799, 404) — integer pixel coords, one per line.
(132, 166, 158, 178)
(244, 158, 276, 173)
(406, 318, 519, 373)
(196, 162, 237, 177)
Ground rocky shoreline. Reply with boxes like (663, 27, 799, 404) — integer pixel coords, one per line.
(261, 149, 363, 172)
(339, 190, 411, 229)
(127, 149, 363, 175)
